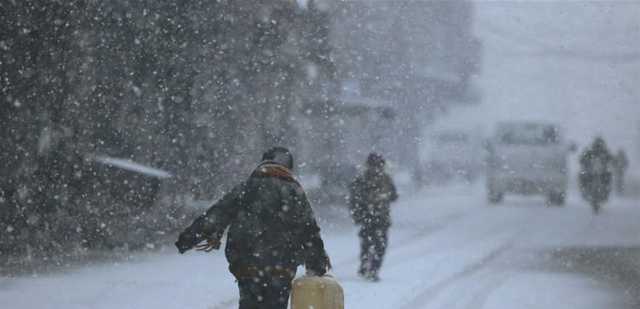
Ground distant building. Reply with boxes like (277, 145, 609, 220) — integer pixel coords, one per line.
(295, 79, 398, 204)
(328, 0, 482, 170)
(294, 0, 483, 199)
(296, 80, 398, 164)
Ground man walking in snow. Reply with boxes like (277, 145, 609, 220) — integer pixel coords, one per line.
(349, 153, 398, 281)
(175, 147, 330, 309)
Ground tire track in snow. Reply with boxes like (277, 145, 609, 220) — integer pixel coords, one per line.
(394, 204, 544, 309)
(208, 298, 236, 309)
(332, 212, 466, 267)
(205, 212, 466, 309)
(424, 268, 512, 309)
(401, 240, 515, 309)
(462, 270, 511, 309)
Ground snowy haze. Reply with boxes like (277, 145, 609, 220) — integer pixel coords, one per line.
(3, 1, 640, 309)
(472, 1, 640, 158)
(3, 185, 640, 308)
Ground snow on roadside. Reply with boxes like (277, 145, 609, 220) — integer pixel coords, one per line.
(1, 185, 638, 309)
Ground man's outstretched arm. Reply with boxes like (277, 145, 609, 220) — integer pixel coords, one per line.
(175, 183, 247, 254)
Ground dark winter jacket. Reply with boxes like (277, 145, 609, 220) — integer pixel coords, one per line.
(348, 168, 398, 229)
(175, 163, 330, 277)
(580, 143, 612, 175)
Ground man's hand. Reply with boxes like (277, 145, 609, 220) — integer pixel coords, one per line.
(306, 253, 331, 277)
(306, 266, 328, 277)
(195, 239, 220, 252)
(175, 230, 197, 254)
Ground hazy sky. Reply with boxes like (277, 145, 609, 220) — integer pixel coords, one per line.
(470, 1, 640, 159)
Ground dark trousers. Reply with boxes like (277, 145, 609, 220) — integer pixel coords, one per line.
(237, 275, 293, 309)
(358, 226, 388, 277)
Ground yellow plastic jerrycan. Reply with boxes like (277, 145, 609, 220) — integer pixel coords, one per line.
(290, 275, 344, 309)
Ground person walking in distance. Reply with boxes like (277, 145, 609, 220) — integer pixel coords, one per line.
(348, 153, 398, 281)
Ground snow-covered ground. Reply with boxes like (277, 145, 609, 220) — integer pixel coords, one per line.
(1, 184, 639, 309)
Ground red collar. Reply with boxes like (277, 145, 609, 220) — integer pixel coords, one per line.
(252, 163, 299, 184)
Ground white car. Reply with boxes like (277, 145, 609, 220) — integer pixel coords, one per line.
(486, 122, 573, 205)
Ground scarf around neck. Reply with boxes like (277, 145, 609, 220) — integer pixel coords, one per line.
(252, 162, 299, 184)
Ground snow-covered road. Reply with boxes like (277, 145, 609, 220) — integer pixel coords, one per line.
(2, 185, 639, 309)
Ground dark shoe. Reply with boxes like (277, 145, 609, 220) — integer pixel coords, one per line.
(364, 273, 380, 282)
(358, 266, 367, 277)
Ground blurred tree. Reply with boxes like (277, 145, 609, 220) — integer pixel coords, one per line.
(0, 0, 338, 265)
(0, 0, 89, 259)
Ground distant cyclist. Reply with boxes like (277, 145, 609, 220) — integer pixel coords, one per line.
(579, 137, 613, 213)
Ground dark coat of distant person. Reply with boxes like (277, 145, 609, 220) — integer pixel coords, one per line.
(349, 156, 398, 229)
